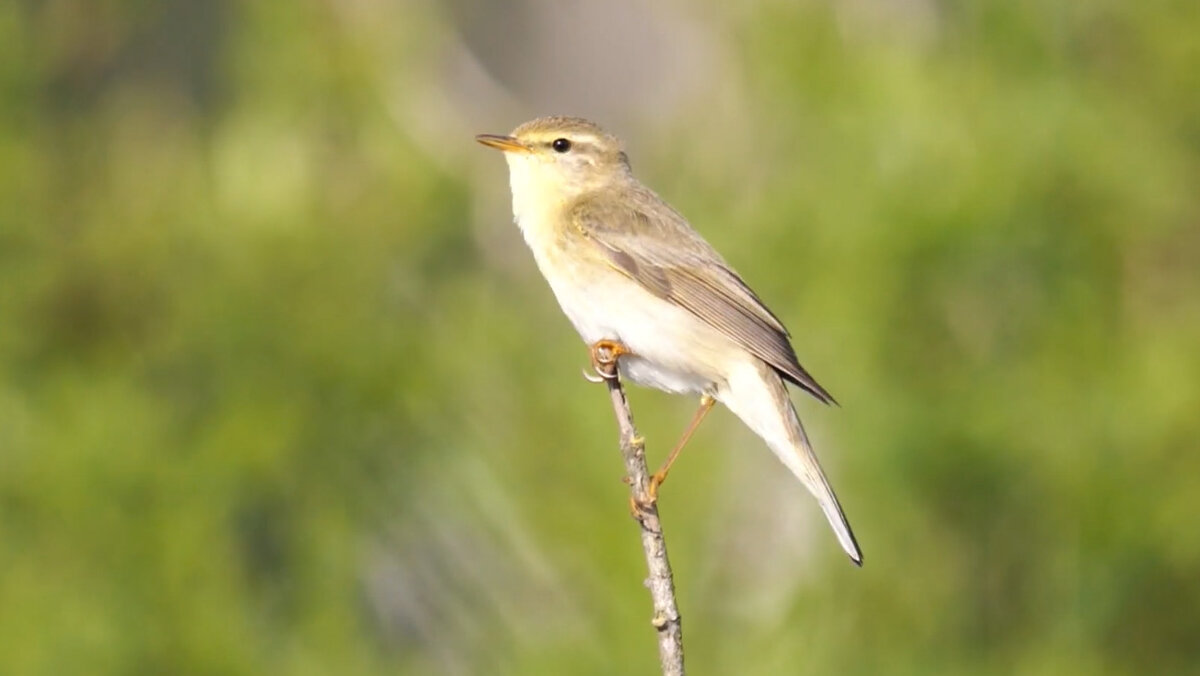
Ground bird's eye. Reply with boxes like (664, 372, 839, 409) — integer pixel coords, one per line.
(551, 138, 572, 153)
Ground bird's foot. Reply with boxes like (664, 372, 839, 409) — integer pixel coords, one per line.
(587, 339, 630, 381)
(626, 472, 665, 523)
(628, 491, 658, 523)
(647, 470, 666, 502)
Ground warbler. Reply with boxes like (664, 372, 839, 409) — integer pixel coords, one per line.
(477, 116, 861, 565)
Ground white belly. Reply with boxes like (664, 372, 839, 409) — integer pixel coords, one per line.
(533, 244, 732, 395)
(507, 170, 735, 395)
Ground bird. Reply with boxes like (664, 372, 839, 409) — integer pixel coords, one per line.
(476, 116, 861, 565)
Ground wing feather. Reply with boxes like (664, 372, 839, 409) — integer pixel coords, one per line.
(571, 192, 836, 404)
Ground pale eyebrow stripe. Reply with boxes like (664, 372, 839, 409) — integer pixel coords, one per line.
(530, 133, 602, 147)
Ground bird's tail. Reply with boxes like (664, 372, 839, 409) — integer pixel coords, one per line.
(717, 360, 863, 566)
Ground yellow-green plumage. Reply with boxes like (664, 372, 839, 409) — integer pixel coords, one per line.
(477, 116, 861, 565)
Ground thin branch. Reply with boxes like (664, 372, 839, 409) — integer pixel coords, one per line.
(598, 359, 685, 676)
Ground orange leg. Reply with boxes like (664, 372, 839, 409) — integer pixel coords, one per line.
(645, 394, 716, 502)
(589, 339, 631, 380)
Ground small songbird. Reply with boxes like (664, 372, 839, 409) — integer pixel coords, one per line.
(476, 116, 862, 565)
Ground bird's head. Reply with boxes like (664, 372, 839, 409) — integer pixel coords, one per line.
(476, 116, 631, 209)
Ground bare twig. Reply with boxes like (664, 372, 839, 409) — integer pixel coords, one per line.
(596, 354, 685, 676)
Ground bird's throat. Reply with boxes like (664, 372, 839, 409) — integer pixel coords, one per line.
(505, 156, 569, 249)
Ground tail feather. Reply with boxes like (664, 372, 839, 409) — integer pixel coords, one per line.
(717, 360, 863, 566)
(784, 406, 863, 565)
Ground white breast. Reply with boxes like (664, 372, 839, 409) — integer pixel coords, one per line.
(503, 154, 731, 395)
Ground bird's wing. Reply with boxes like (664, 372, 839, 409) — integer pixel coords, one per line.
(570, 191, 836, 405)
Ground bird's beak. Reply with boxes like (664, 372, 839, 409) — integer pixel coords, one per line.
(475, 134, 530, 153)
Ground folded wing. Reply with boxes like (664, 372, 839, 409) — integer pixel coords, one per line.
(571, 192, 836, 405)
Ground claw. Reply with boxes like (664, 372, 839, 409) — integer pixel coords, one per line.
(629, 493, 656, 522)
(629, 491, 658, 523)
(588, 339, 631, 381)
(646, 472, 664, 503)
(582, 368, 605, 383)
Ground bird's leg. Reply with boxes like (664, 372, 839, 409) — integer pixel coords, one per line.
(588, 339, 630, 380)
(637, 394, 716, 511)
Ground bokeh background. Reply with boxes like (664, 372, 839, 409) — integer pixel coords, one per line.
(3, 1, 1199, 674)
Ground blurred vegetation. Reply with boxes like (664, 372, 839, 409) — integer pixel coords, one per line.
(2, 1, 1199, 674)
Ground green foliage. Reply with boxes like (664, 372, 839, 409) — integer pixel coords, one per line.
(2, 2, 1198, 674)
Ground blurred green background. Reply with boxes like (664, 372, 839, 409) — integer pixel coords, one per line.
(3, 1, 1199, 674)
